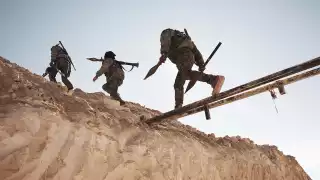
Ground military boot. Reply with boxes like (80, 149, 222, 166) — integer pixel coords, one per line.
(111, 92, 126, 106)
(175, 103, 182, 109)
(209, 75, 225, 96)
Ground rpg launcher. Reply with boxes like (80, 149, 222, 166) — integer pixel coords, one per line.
(144, 61, 162, 80)
(86, 57, 139, 72)
(116, 60, 139, 71)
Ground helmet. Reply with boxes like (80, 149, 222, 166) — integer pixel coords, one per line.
(161, 28, 173, 35)
(104, 51, 116, 59)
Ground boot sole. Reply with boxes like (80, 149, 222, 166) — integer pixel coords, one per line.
(212, 76, 225, 96)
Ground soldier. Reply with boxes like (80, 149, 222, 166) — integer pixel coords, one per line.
(43, 43, 74, 92)
(158, 28, 225, 109)
(92, 51, 126, 105)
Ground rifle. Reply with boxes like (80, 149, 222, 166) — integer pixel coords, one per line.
(59, 41, 76, 71)
(183, 28, 190, 39)
(86, 57, 139, 72)
(184, 41, 222, 93)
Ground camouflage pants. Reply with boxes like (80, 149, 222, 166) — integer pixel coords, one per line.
(170, 47, 213, 108)
(48, 59, 73, 90)
(102, 70, 125, 104)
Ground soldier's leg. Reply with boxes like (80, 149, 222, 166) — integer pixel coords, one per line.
(177, 47, 210, 82)
(48, 68, 58, 83)
(173, 48, 196, 109)
(61, 75, 74, 91)
(59, 63, 74, 91)
(189, 69, 225, 95)
(182, 47, 225, 95)
(173, 71, 185, 109)
(102, 78, 125, 105)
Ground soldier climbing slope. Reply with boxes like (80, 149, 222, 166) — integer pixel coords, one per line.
(89, 51, 139, 106)
(158, 28, 225, 109)
(42, 42, 74, 94)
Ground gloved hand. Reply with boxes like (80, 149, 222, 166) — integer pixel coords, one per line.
(159, 54, 167, 64)
(198, 64, 206, 72)
(93, 76, 98, 82)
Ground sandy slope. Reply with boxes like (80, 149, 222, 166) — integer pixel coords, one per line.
(0, 56, 312, 180)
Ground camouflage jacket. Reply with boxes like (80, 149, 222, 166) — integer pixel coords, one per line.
(160, 28, 194, 56)
(95, 58, 123, 78)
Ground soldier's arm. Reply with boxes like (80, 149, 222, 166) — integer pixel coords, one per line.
(192, 42, 205, 68)
(95, 60, 111, 78)
(42, 67, 50, 77)
(160, 30, 173, 57)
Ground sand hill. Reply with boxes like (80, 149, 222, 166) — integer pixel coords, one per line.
(0, 56, 311, 180)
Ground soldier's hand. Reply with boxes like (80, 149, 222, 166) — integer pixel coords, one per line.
(159, 55, 166, 64)
(199, 65, 205, 72)
(93, 76, 98, 82)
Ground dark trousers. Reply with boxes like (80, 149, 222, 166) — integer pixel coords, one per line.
(102, 70, 125, 105)
(48, 60, 73, 90)
(169, 48, 212, 108)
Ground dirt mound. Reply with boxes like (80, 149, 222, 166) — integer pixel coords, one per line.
(0, 56, 311, 180)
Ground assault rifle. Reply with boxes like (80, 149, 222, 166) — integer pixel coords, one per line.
(58, 41, 76, 71)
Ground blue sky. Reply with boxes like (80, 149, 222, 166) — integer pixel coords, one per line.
(1, 0, 319, 178)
